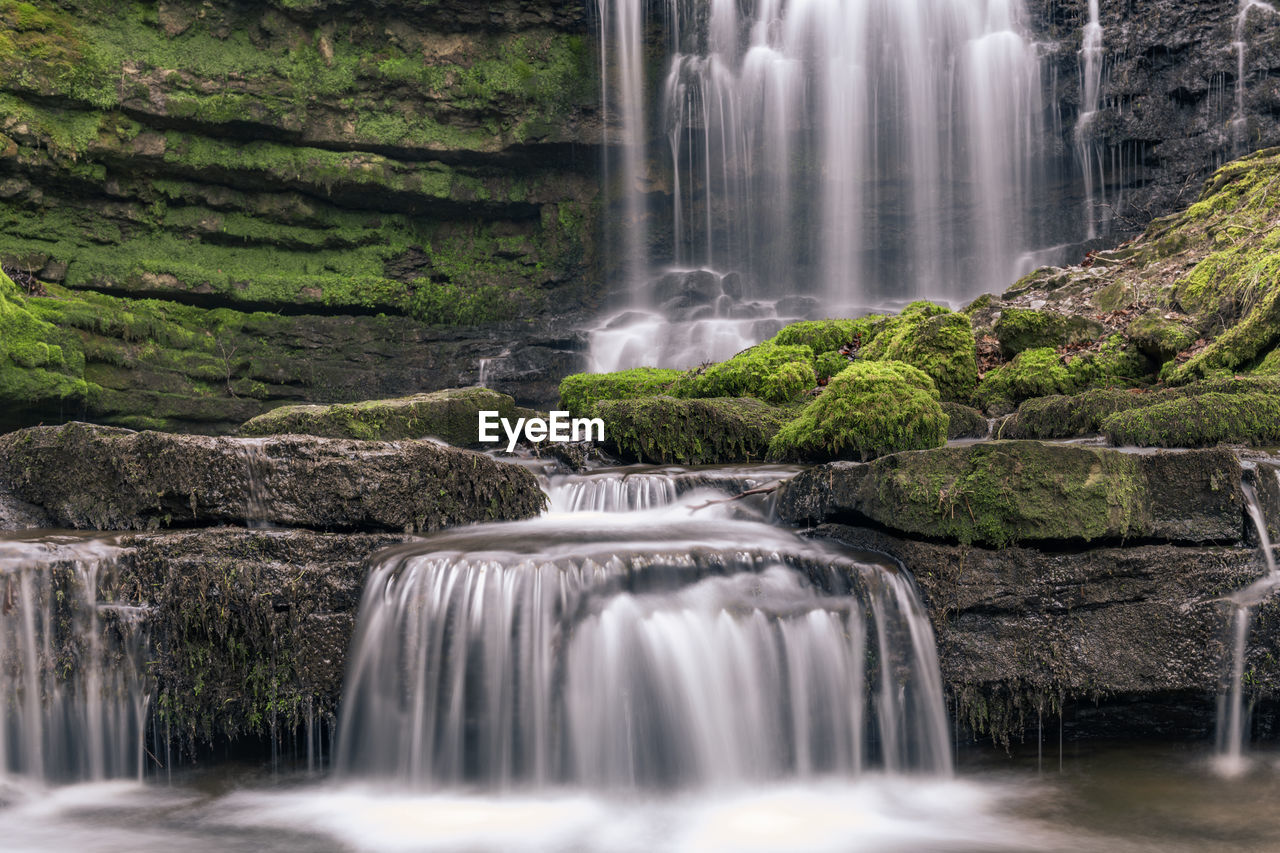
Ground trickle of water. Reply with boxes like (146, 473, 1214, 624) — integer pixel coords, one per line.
(1075, 0, 1106, 239)
(238, 438, 273, 529)
(1214, 478, 1279, 776)
(1231, 0, 1279, 155)
(0, 534, 151, 784)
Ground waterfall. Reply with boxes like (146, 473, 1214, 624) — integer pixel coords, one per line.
(1214, 477, 1279, 776)
(239, 438, 272, 529)
(1232, 1, 1279, 155)
(1075, 0, 1105, 239)
(596, 0, 649, 291)
(0, 534, 150, 784)
(333, 492, 952, 789)
(592, 0, 1052, 370)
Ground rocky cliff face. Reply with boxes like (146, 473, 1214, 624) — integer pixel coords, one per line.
(1031, 0, 1280, 234)
(0, 0, 601, 426)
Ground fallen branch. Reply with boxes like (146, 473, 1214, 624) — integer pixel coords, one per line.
(687, 483, 779, 513)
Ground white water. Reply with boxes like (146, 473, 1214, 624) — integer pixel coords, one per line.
(0, 534, 150, 784)
(334, 484, 953, 790)
(238, 437, 273, 529)
(591, 0, 1052, 369)
(1231, 0, 1279, 155)
(1076, 0, 1106, 239)
(1214, 478, 1279, 776)
(596, 0, 648, 288)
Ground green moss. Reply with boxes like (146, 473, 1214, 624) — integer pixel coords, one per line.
(814, 350, 853, 381)
(941, 402, 988, 440)
(993, 308, 1103, 357)
(767, 360, 947, 463)
(862, 442, 1146, 547)
(1102, 392, 1280, 448)
(1126, 311, 1198, 362)
(0, 269, 89, 428)
(558, 368, 686, 418)
(1003, 388, 1153, 439)
(859, 302, 978, 401)
(240, 388, 521, 447)
(770, 317, 881, 353)
(670, 341, 816, 405)
(973, 348, 1073, 412)
(596, 396, 793, 465)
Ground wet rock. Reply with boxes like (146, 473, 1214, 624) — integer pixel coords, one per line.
(653, 270, 721, 306)
(814, 524, 1272, 742)
(0, 422, 545, 532)
(595, 396, 792, 465)
(777, 441, 1245, 547)
(0, 481, 51, 530)
(117, 528, 404, 751)
(775, 295, 821, 317)
(941, 402, 989, 440)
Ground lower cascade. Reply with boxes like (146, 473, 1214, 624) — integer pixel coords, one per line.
(0, 534, 150, 784)
(334, 485, 952, 789)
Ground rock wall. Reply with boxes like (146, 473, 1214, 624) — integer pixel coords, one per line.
(0, 0, 601, 426)
(1031, 0, 1280, 235)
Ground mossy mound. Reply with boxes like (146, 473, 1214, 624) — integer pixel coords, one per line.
(1102, 393, 1280, 448)
(974, 336, 1146, 414)
(767, 360, 948, 463)
(670, 341, 816, 405)
(240, 388, 524, 447)
(941, 402, 988, 440)
(993, 308, 1103, 357)
(1002, 388, 1151, 439)
(858, 302, 978, 401)
(558, 368, 685, 418)
(1126, 311, 1198, 362)
(770, 318, 880, 353)
(595, 396, 792, 465)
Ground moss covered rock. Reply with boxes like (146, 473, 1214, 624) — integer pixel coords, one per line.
(975, 336, 1146, 414)
(1002, 388, 1152, 439)
(558, 367, 685, 418)
(993, 308, 1103, 357)
(941, 402, 988, 440)
(670, 341, 816, 405)
(770, 317, 881, 353)
(595, 396, 792, 465)
(1102, 393, 1280, 448)
(0, 269, 89, 426)
(241, 388, 524, 447)
(777, 442, 1244, 547)
(858, 302, 978, 401)
(0, 422, 545, 531)
(766, 361, 947, 463)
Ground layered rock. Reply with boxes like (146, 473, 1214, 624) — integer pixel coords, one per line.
(777, 441, 1244, 547)
(0, 421, 545, 531)
(814, 525, 1274, 743)
(0, 0, 599, 426)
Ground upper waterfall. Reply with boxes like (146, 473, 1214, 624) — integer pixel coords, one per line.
(592, 0, 1059, 371)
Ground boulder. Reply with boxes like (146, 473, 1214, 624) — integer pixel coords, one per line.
(595, 396, 792, 465)
(777, 441, 1245, 547)
(240, 387, 527, 447)
(0, 422, 545, 532)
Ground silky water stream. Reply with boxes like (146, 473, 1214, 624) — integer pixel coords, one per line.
(6, 471, 1280, 851)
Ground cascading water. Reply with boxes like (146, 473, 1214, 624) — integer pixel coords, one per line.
(1214, 476, 1279, 776)
(1075, 0, 1106, 239)
(333, 481, 953, 790)
(591, 0, 1055, 371)
(0, 534, 150, 784)
(1231, 0, 1279, 155)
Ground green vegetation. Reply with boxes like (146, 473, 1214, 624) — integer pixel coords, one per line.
(941, 402, 988, 440)
(858, 302, 978, 401)
(860, 442, 1146, 547)
(558, 368, 685, 418)
(993, 308, 1103, 357)
(1102, 393, 1280, 448)
(670, 342, 816, 405)
(974, 336, 1145, 413)
(240, 388, 523, 446)
(767, 360, 947, 463)
(0, 269, 89, 427)
(596, 396, 792, 465)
